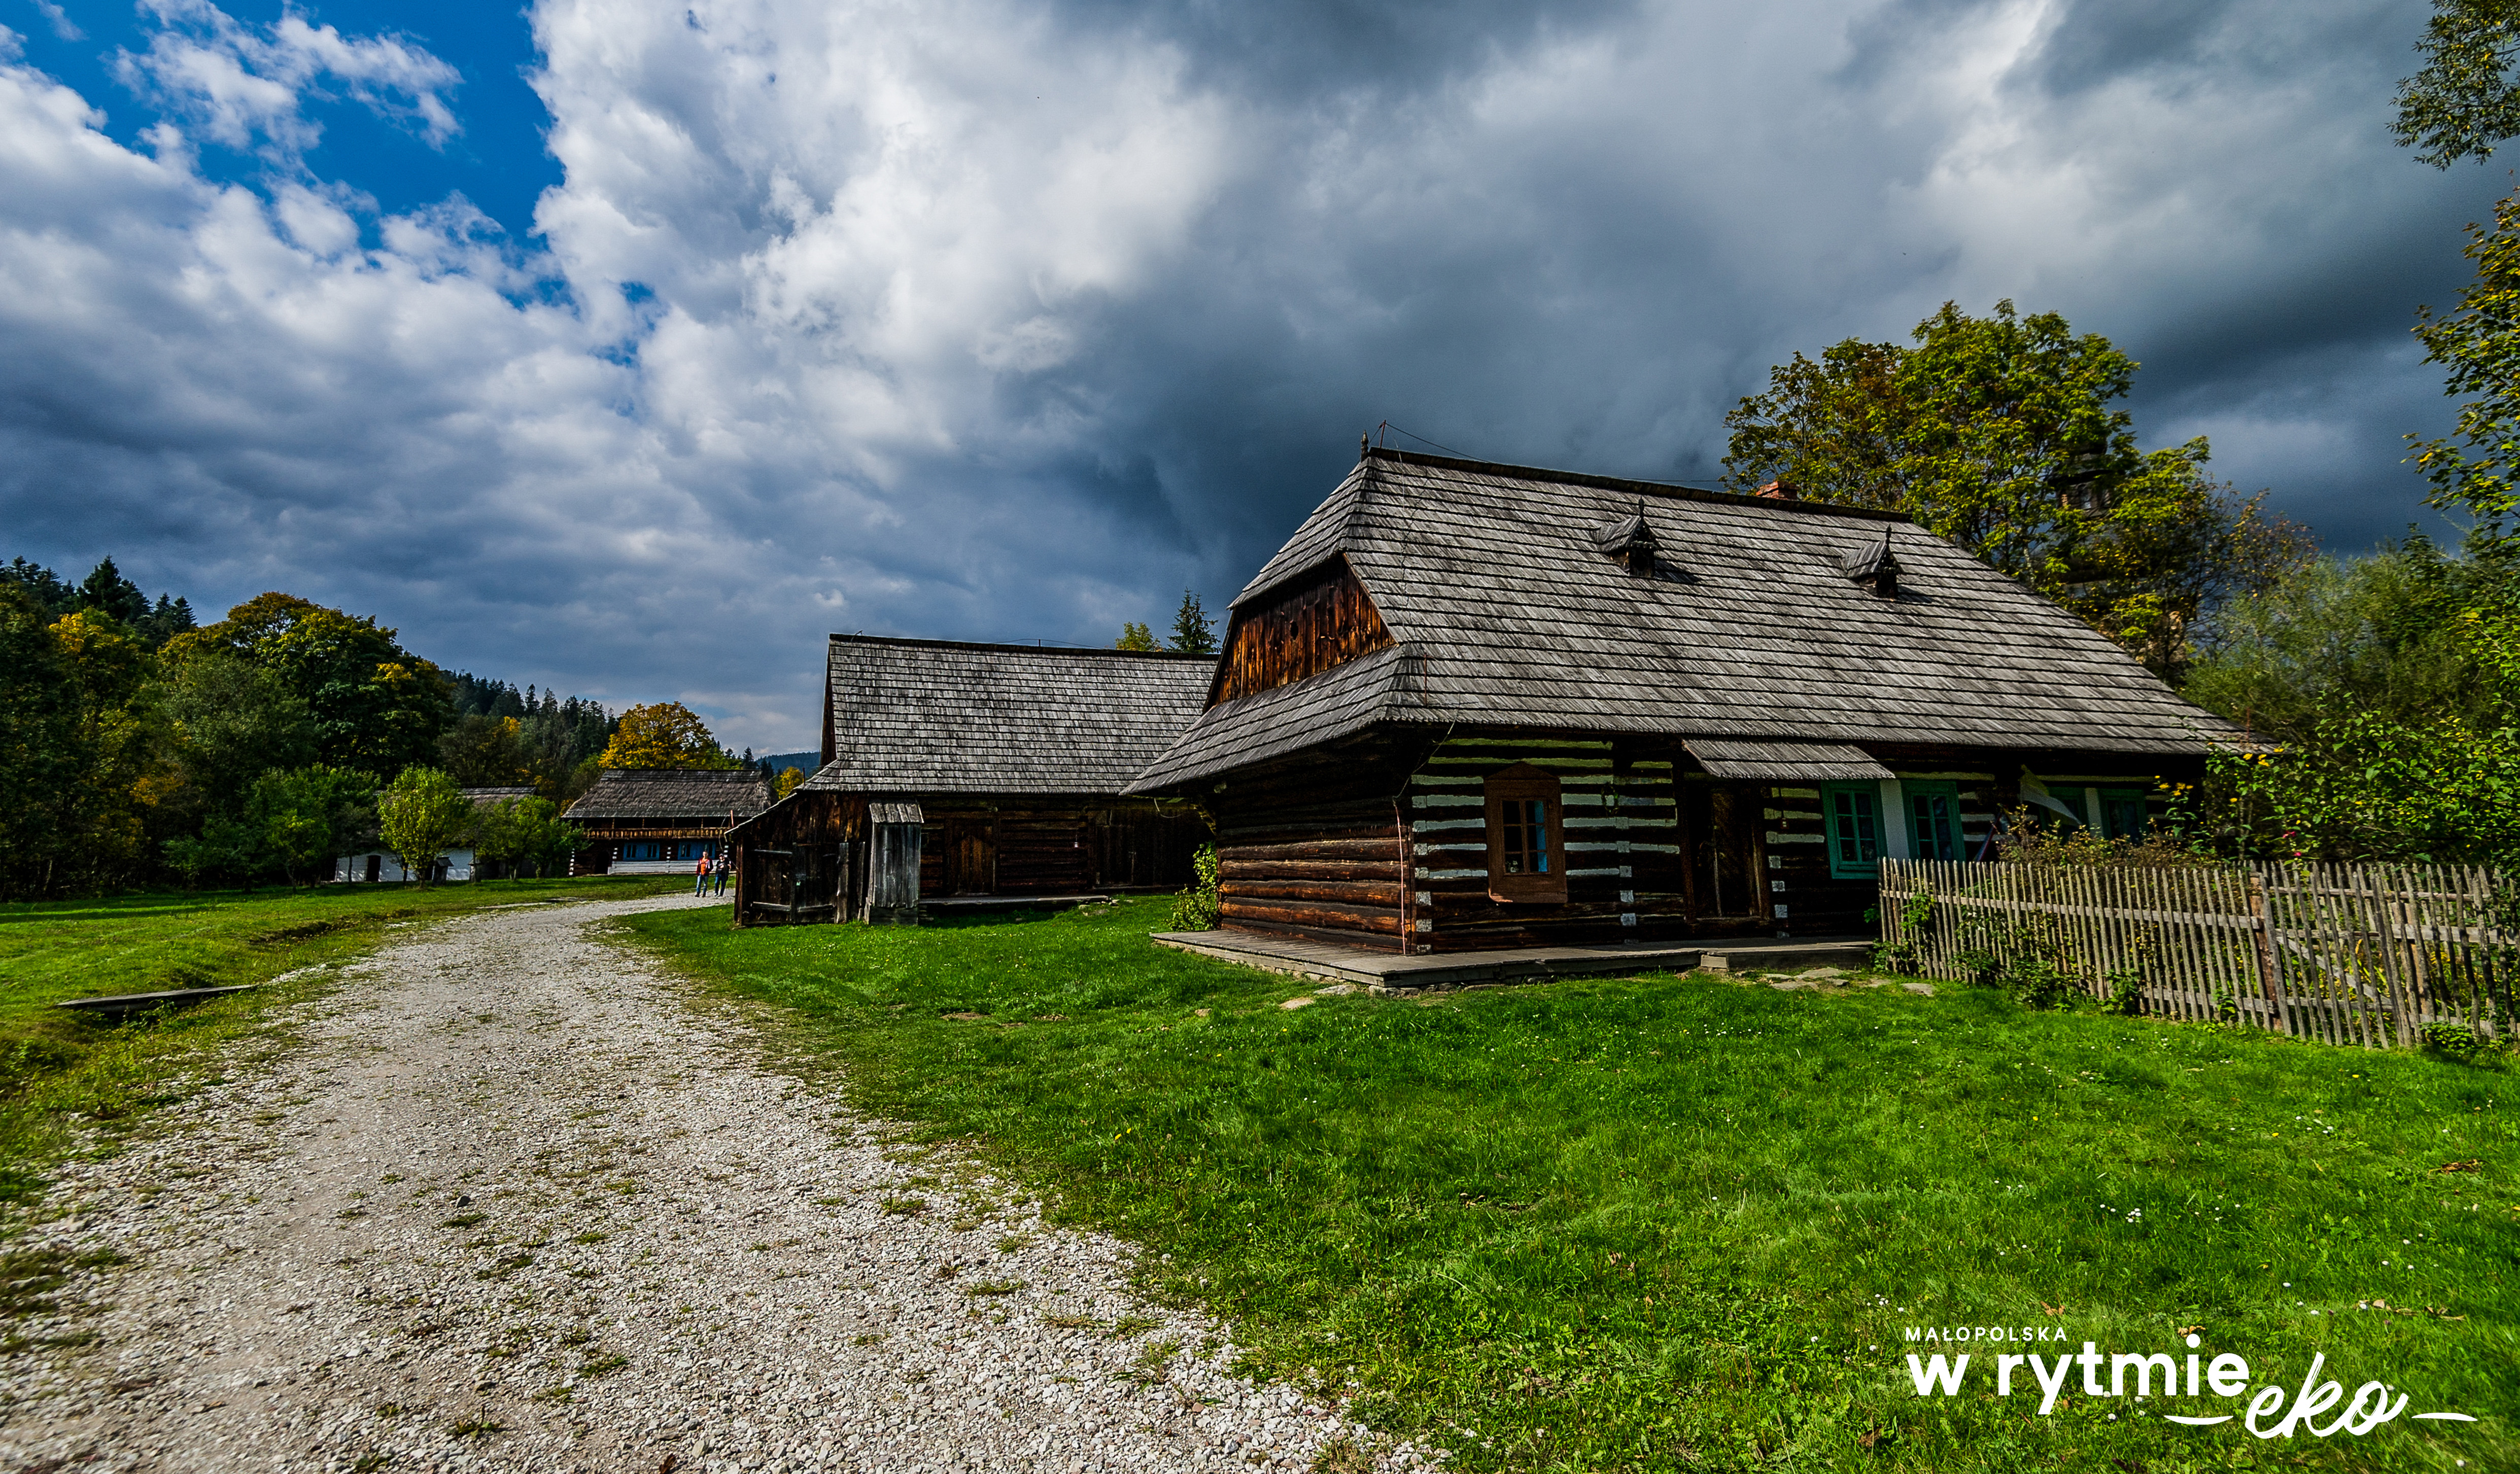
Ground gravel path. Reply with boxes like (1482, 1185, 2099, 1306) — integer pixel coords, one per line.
(0, 895, 1429, 1473)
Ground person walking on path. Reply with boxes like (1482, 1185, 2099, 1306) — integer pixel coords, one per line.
(713, 851, 731, 896)
(694, 852, 712, 897)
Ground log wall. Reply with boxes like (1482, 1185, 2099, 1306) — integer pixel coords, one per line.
(913, 800, 1207, 897)
(1208, 739, 1427, 952)
(1200, 729, 2204, 955)
(1407, 734, 1703, 952)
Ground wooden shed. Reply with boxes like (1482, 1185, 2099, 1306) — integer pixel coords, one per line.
(1124, 447, 2256, 955)
(727, 637, 1215, 926)
(562, 769, 774, 873)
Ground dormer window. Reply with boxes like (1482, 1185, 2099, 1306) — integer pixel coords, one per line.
(1842, 524, 1900, 599)
(1592, 501, 1660, 577)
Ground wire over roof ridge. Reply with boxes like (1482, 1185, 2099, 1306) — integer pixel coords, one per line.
(825, 633, 1217, 661)
(1359, 445, 1912, 524)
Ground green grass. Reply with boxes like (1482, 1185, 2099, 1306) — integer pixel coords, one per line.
(628, 896, 2518, 1473)
(0, 875, 690, 1192)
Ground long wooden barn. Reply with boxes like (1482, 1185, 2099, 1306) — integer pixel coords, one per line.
(1124, 447, 2256, 955)
(562, 769, 774, 874)
(729, 637, 1215, 925)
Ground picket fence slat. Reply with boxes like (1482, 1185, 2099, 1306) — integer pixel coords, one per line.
(1876, 858, 2515, 1049)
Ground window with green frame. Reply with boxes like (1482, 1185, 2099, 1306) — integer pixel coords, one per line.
(2035, 787, 2088, 831)
(2099, 788, 2148, 839)
(1903, 780, 1962, 860)
(1821, 784, 1881, 879)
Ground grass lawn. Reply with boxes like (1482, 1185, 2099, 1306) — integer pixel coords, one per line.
(0, 875, 687, 1195)
(631, 897, 2516, 1473)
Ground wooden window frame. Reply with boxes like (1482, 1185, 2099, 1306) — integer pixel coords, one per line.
(1821, 783, 1883, 880)
(1483, 762, 1567, 903)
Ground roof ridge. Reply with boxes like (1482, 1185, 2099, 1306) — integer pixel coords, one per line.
(1360, 445, 1912, 523)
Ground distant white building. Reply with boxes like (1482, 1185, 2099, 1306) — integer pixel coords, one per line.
(331, 786, 534, 883)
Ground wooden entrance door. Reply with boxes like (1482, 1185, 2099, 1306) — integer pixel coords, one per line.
(943, 820, 996, 895)
(1687, 784, 1766, 920)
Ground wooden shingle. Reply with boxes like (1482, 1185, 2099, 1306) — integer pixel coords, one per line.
(814, 637, 1216, 795)
(563, 768, 775, 821)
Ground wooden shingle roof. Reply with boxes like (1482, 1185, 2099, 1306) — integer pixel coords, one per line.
(811, 637, 1216, 795)
(1131, 448, 2246, 791)
(563, 768, 774, 821)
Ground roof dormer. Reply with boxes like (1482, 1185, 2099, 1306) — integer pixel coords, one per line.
(1592, 500, 1661, 577)
(1842, 524, 1900, 599)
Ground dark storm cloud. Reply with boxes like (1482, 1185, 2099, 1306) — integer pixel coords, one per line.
(0, 0, 2496, 753)
(1046, 0, 1643, 98)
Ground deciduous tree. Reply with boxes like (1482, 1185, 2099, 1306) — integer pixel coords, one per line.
(1115, 622, 1158, 651)
(597, 703, 738, 770)
(167, 593, 454, 778)
(253, 765, 375, 884)
(2412, 189, 2520, 525)
(2394, 0, 2520, 167)
(1723, 301, 2312, 678)
(0, 585, 78, 899)
(377, 766, 475, 886)
(438, 713, 537, 788)
(473, 794, 578, 879)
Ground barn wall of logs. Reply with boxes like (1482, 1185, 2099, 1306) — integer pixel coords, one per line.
(915, 800, 1208, 898)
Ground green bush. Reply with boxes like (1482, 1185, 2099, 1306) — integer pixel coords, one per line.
(2420, 1019, 2495, 1063)
(1168, 844, 1220, 931)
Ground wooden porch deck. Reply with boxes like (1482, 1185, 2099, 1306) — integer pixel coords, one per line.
(1149, 929, 1876, 992)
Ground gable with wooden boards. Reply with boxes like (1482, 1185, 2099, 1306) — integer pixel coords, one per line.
(1124, 446, 2255, 955)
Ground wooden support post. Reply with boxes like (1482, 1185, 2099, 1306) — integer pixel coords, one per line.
(2246, 871, 2286, 1035)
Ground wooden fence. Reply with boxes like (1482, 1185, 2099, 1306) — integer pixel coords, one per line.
(1875, 859, 2516, 1048)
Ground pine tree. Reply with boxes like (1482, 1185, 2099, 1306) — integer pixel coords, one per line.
(1167, 590, 1217, 655)
(77, 557, 150, 626)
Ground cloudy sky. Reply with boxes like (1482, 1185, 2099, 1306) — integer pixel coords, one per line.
(0, 0, 2501, 753)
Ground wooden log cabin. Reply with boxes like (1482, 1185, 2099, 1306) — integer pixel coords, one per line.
(562, 768, 774, 873)
(727, 637, 1215, 925)
(1123, 446, 2254, 955)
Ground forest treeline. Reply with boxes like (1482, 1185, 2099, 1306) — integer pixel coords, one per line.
(0, 560, 755, 897)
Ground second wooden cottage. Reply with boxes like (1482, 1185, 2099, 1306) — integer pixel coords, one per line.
(563, 768, 775, 873)
(728, 637, 1215, 924)
(1124, 447, 2253, 955)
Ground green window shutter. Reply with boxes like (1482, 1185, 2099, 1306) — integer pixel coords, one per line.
(1822, 785, 1880, 879)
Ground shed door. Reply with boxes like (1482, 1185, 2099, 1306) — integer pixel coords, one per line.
(944, 820, 997, 895)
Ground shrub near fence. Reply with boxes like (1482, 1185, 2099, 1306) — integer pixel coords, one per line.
(1876, 859, 2516, 1048)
